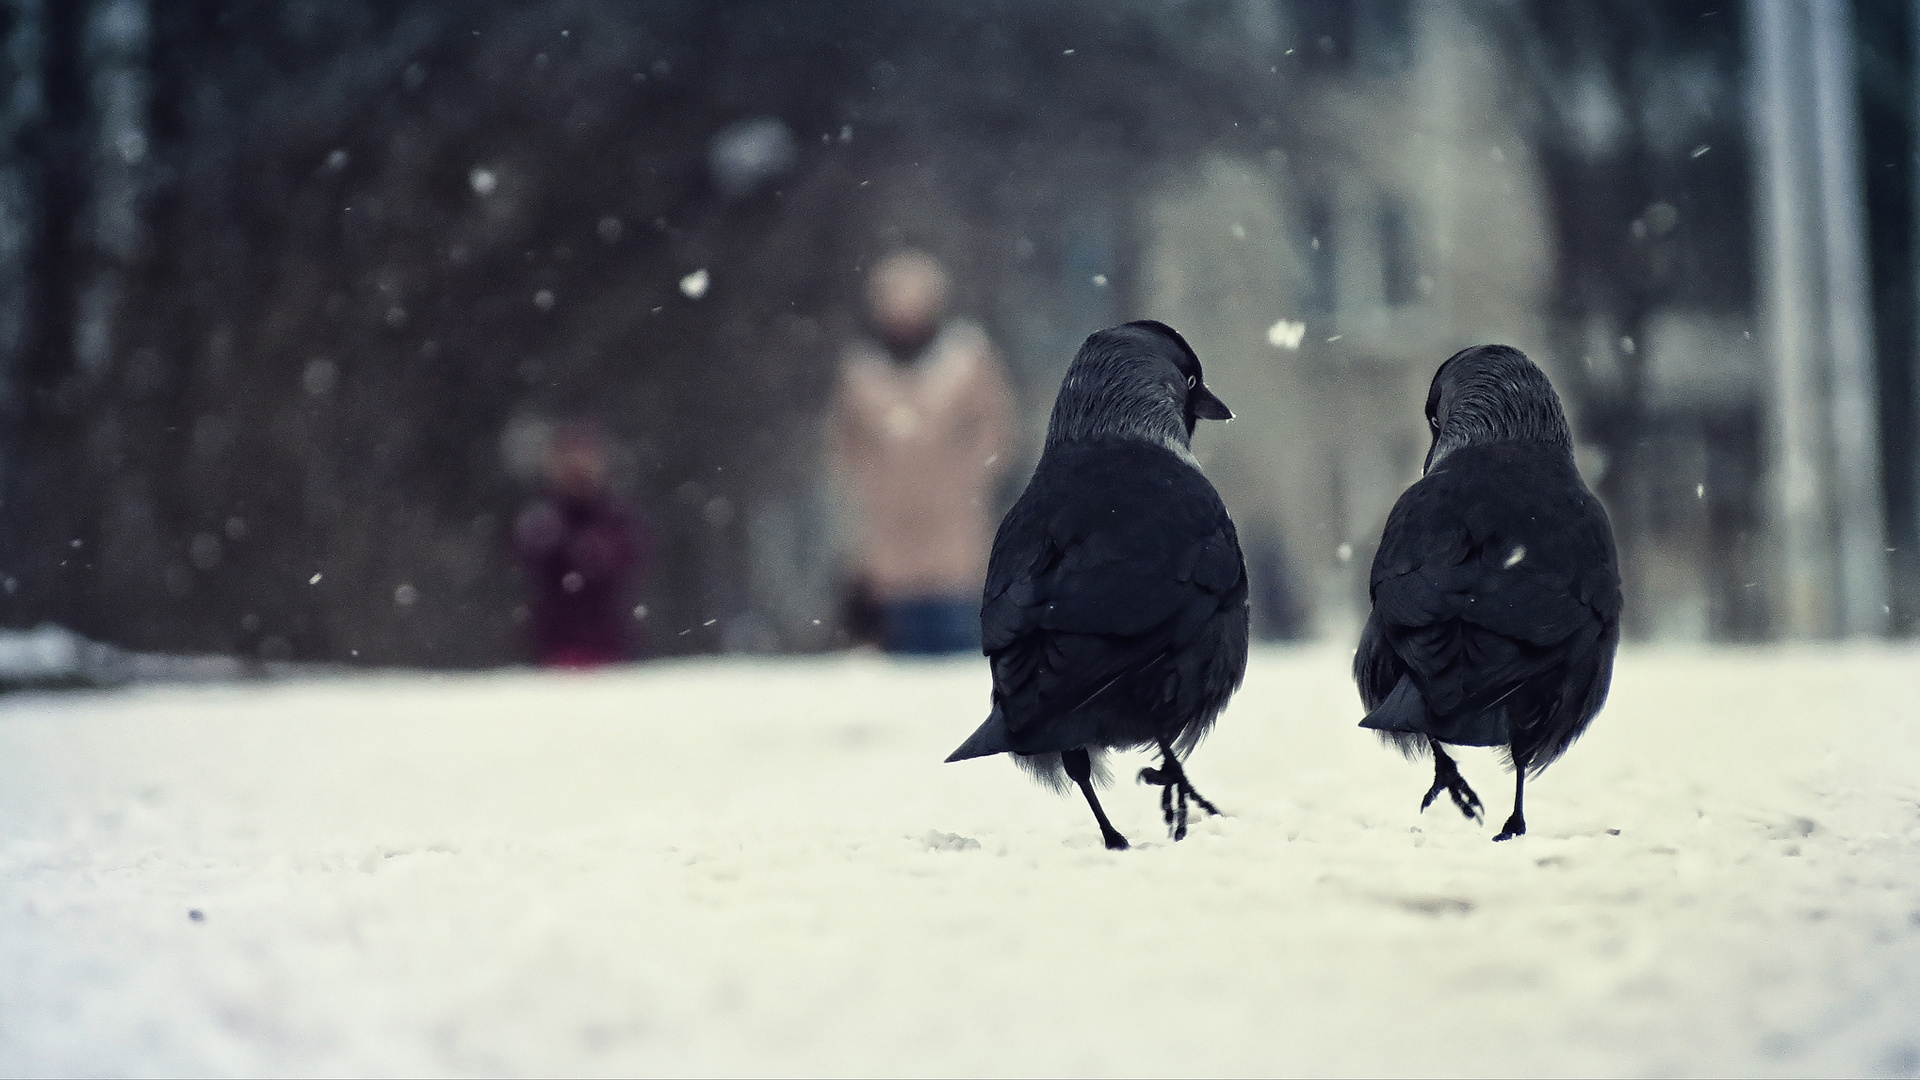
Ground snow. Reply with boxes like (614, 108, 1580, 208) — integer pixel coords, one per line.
(1266, 318, 1306, 349)
(3, 644, 1919, 1076)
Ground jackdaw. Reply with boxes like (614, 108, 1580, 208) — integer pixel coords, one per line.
(945, 320, 1249, 850)
(1355, 344, 1620, 841)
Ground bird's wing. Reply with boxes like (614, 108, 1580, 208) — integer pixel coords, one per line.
(1353, 609, 1403, 712)
(982, 440, 1244, 750)
(1368, 445, 1619, 725)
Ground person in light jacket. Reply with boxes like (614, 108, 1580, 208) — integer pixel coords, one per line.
(828, 250, 1016, 655)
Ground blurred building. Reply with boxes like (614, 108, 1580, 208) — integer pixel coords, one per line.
(1143, 4, 1558, 639)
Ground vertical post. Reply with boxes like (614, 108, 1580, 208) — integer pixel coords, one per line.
(1913, 0, 1920, 615)
(1808, 0, 1888, 636)
(0, 0, 45, 504)
(74, 0, 147, 385)
(1746, 0, 1837, 637)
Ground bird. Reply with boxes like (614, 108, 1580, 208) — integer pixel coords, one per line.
(1354, 344, 1620, 841)
(945, 320, 1249, 851)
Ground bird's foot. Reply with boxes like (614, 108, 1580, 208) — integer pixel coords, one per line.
(1492, 812, 1525, 842)
(1138, 763, 1222, 842)
(1420, 757, 1484, 822)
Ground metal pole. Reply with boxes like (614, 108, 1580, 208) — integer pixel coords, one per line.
(1746, 0, 1837, 637)
(1808, 0, 1888, 636)
(1912, 0, 1920, 622)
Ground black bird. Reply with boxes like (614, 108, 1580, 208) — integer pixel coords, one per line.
(1355, 345, 1620, 841)
(946, 320, 1249, 850)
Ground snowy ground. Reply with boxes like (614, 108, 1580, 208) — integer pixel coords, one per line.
(3, 644, 1919, 1077)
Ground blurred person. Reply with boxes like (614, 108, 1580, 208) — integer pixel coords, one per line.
(513, 422, 648, 668)
(828, 250, 1016, 655)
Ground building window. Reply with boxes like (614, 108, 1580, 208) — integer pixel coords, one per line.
(1380, 194, 1421, 306)
(1301, 194, 1337, 314)
(1357, 0, 1414, 74)
(1294, 0, 1412, 73)
(1295, 0, 1355, 70)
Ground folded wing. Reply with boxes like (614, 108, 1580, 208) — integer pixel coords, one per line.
(1359, 443, 1620, 765)
(980, 440, 1247, 756)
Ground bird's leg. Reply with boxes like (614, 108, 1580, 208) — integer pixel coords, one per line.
(1062, 747, 1128, 851)
(1421, 739, 1484, 822)
(1138, 738, 1222, 841)
(1493, 767, 1526, 842)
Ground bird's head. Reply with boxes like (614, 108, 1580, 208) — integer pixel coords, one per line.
(1423, 344, 1573, 472)
(1045, 320, 1232, 454)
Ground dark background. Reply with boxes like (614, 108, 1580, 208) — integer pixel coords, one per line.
(0, 0, 1913, 666)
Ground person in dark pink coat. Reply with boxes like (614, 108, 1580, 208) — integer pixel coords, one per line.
(514, 423, 647, 667)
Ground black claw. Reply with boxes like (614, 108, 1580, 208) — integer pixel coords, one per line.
(1421, 754, 1484, 823)
(1420, 776, 1482, 820)
(1450, 784, 1484, 821)
(1142, 741, 1224, 842)
(1188, 788, 1221, 818)
(1493, 814, 1525, 842)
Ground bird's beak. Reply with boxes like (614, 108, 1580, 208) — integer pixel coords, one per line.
(1192, 384, 1233, 422)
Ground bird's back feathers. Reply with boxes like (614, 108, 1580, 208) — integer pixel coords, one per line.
(954, 437, 1248, 767)
(1356, 441, 1620, 773)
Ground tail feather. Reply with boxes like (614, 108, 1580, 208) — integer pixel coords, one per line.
(1361, 673, 1512, 748)
(1359, 674, 1430, 734)
(945, 707, 1012, 762)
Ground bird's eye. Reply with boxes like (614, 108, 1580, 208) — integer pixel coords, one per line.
(1186, 375, 1197, 389)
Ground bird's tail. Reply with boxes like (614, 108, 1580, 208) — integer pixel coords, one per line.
(945, 706, 1012, 762)
(1361, 673, 1512, 750)
(1359, 674, 1432, 735)
(1359, 674, 1434, 758)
